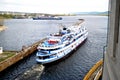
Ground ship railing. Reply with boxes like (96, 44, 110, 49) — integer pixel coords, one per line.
(38, 43, 65, 49)
(38, 51, 58, 56)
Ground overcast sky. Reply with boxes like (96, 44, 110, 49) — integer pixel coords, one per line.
(0, 0, 109, 14)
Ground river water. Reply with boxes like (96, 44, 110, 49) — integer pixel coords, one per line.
(0, 16, 107, 80)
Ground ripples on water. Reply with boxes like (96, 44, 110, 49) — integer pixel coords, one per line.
(0, 16, 107, 80)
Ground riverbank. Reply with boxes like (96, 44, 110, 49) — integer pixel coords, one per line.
(0, 26, 7, 32)
(0, 51, 16, 63)
(0, 38, 46, 72)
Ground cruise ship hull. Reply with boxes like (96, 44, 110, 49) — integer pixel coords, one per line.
(36, 32, 88, 64)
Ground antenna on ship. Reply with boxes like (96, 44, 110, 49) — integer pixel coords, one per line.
(58, 23, 66, 33)
(59, 23, 66, 28)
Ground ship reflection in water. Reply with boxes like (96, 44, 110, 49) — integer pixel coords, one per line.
(0, 16, 107, 80)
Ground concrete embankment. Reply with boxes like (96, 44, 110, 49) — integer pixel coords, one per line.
(0, 38, 46, 72)
(15, 64, 44, 80)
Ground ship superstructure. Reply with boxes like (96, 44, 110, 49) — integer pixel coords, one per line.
(36, 19, 88, 64)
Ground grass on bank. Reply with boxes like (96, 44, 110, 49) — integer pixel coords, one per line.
(0, 51, 16, 62)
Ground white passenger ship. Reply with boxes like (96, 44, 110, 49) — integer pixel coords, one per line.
(36, 19, 88, 64)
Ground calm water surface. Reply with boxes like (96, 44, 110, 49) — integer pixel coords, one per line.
(0, 16, 107, 80)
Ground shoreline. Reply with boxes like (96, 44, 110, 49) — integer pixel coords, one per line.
(0, 38, 46, 72)
(0, 26, 7, 32)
